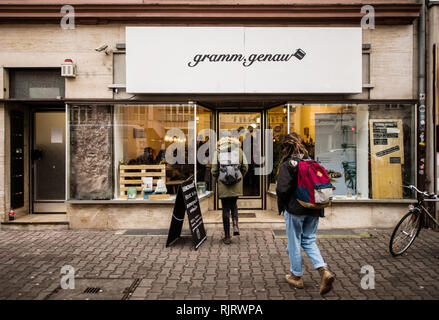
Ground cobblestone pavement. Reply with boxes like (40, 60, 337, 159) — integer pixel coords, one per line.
(0, 228, 438, 300)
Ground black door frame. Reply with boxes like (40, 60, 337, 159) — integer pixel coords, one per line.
(215, 109, 266, 210)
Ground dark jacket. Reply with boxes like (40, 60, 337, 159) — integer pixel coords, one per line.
(276, 156, 323, 217)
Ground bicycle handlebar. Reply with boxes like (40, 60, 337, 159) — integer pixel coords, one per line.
(403, 185, 438, 199)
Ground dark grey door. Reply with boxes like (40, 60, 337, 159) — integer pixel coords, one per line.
(33, 111, 66, 213)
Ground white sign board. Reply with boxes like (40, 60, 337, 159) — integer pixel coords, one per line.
(126, 27, 362, 94)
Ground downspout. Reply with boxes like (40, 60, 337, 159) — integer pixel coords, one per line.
(418, 0, 434, 227)
(418, 0, 426, 191)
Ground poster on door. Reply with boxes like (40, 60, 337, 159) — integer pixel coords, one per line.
(369, 119, 404, 199)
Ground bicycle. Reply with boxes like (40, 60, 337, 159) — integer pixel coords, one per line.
(389, 185, 439, 256)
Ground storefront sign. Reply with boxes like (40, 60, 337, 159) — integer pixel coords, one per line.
(126, 27, 362, 94)
(166, 176, 207, 250)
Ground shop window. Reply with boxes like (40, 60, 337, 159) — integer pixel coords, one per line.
(9, 68, 65, 99)
(314, 110, 357, 197)
(114, 104, 195, 198)
(268, 104, 416, 200)
(69, 105, 113, 200)
(367, 104, 416, 199)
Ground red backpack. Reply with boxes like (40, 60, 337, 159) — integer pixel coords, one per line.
(295, 158, 333, 209)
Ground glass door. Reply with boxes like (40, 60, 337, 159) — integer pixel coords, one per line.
(32, 111, 66, 213)
(217, 112, 263, 209)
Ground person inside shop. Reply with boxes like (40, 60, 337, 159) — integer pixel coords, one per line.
(196, 136, 212, 191)
(211, 134, 248, 245)
(276, 133, 336, 296)
(155, 148, 166, 164)
(243, 125, 258, 195)
(137, 147, 156, 164)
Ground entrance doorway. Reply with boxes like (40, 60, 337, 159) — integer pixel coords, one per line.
(216, 112, 264, 209)
(31, 110, 66, 213)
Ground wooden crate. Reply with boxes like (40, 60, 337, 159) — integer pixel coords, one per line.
(119, 164, 166, 199)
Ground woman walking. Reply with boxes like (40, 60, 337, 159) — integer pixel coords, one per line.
(212, 136, 248, 245)
(276, 133, 335, 296)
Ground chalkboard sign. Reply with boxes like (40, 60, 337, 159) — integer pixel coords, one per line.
(166, 176, 207, 250)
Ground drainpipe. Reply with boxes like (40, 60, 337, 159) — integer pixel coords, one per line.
(418, 0, 435, 227)
(418, 0, 427, 191)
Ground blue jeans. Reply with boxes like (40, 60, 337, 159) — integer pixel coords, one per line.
(284, 211, 327, 276)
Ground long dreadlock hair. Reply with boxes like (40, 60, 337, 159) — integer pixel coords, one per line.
(277, 132, 309, 174)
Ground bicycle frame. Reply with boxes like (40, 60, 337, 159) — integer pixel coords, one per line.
(412, 197, 439, 228)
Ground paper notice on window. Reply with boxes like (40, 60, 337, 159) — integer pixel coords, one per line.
(386, 128, 400, 134)
(51, 128, 63, 144)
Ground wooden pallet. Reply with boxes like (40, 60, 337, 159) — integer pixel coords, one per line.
(119, 164, 167, 199)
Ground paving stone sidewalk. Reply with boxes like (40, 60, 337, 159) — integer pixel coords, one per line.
(0, 228, 438, 300)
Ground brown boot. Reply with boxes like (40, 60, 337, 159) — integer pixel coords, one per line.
(285, 273, 304, 289)
(318, 267, 335, 296)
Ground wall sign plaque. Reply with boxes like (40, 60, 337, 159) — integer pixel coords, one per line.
(374, 139, 388, 145)
(373, 122, 398, 128)
(374, 133, 398, 139)
(376, 146, 400, 157)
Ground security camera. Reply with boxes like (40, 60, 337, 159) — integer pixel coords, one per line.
(95, 44, 112, 55)
(95, 44, 108, 52)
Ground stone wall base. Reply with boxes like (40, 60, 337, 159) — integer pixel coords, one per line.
(67, 195, 213, 230)
(267, 193, 409, 230)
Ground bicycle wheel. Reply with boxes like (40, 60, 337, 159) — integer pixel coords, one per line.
(389, 211, 422, 256)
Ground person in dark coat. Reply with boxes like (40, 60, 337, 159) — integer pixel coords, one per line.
(276, 133, 335, 296)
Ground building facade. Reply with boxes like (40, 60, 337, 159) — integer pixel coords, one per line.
(427, 1, 439, 228)
(0, 0, 430, 230)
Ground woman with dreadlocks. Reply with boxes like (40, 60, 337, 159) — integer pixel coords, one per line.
(276, 133, 335, 296)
